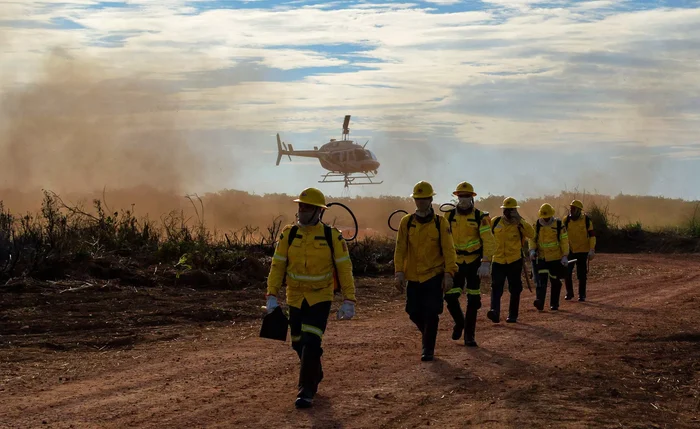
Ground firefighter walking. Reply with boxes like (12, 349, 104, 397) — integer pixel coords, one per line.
(443, 182, 496, 347)
(265, 187, 356, 409)
(394, 181, 458, 361)
(564, 200, 596, 302)
(529, 203, 570, 311)
(487, 197, 535, 323)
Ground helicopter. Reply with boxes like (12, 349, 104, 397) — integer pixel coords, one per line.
(275, 115, 383, 188)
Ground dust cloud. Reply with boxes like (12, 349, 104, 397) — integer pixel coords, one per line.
(0, 49, 207, 195)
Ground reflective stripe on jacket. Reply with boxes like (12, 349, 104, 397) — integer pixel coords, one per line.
(529, 219, 570, 262)
(448, 210, 497, 264)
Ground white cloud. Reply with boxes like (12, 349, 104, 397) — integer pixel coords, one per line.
(423, 0, 463, 4)
(1, 0, 699, 152)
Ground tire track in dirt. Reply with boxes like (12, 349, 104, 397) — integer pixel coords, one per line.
(1, 254, 699, 428)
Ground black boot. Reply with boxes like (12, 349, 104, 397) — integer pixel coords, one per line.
(550, 280, 562, 310)
(296, 346, 321, 409)
(508, 291, 521, 322)
(421, 315, 439, 361)
(565, 273, 574, 300)
(445, 295, 465, 340)
(578, 278, 587, 301)
(464, 295, 479, 347)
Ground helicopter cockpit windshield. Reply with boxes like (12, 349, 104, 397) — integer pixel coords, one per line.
(367, 150, 378, 161)
(354, 149, 369, 161)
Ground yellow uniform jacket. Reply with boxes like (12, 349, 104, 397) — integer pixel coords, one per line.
(490, 216, 535, 264)
(565, 215, 596, 253)
(445, 209, 497, 264)
(529, 218, 570, 262)
(267, 222, 355, 308)
(394, 213, 459, 283)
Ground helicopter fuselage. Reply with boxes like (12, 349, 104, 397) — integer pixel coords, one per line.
(316, 140, 380, 174)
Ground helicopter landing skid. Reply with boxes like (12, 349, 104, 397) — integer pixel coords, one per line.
(319, 172, 383, 188)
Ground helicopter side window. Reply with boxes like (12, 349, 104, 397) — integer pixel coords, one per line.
(331, 152, 341, 163)
(355, 149, 367, 161)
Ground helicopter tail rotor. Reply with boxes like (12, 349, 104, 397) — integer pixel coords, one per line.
(276, 133, 292, 166)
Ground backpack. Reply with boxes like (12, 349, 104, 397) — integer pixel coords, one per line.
(446, 208, 484, 227)
(286, 223, 340, 293)
(564, 214, 591, 231)
(535, 219, 563, 244)
(406, 213, 443, 256)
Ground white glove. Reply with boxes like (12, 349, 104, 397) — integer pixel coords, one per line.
(529, 249, 537, 261)
(266, 295, 279, 314)
(588, 249, 595, 260)
(395, 272, 406, 293)
(477, 261, 491, 278)
(336, 300, 356, 320)
(442, 274, 454, 293)
(561, 255, 568, 266)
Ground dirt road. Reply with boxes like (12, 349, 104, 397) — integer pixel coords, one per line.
(1, 254, 699, 428)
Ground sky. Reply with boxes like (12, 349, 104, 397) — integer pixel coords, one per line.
(1, 0, 699, 201)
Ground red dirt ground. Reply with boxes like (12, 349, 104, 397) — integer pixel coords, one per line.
(1, 253, 699, 428)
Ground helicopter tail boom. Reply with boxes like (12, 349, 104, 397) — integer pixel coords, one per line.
(275, 133, 324, 165)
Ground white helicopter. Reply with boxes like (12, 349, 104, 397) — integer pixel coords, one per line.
(275, 115, 383, 188)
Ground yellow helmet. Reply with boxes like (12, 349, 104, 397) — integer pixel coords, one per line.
(570, 199, 584, 210)
(500, 197, 520, 209)
(453, 181, 476, 197)
(538, 203, 555, 219)
(410, 181, 436, 198)
(293, 187, 327, 209)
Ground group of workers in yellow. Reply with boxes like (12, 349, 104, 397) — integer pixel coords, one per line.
(264, 182, 596, 408)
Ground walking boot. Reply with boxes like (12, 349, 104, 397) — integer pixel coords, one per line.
(464, 303, 478, 347)
(446, 295, 465, 341)
(452, 324, 463, 341)
(295, 390, 313, 409)
(564, 276, 574, 300)
(296, 346, 321, 409)
(421, 315, 439, 361)
(486, 309, 500, 323)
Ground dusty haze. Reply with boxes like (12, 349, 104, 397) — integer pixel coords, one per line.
(0, 31, 696, 237)
(0, 49, 208, 195)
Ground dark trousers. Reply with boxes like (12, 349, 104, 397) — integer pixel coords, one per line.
(535, 259, 566, 309)
(289, 299, 332, 399)
(566, 252, 588, 299)
(490, 259, 523, 320)
(444, 260, 481, 341)
(406, 274, 444, 355)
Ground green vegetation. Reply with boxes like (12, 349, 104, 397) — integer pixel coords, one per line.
(0, 191, 696, 285)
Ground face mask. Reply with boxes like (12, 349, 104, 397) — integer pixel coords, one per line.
(414, 199, 432, 217)
(457, 197, 474, 211)
(571, 209, 581, 220)
(297, 208, 321, 226)
(539, 217, 553, 226)
(504, 209, 519, 221)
